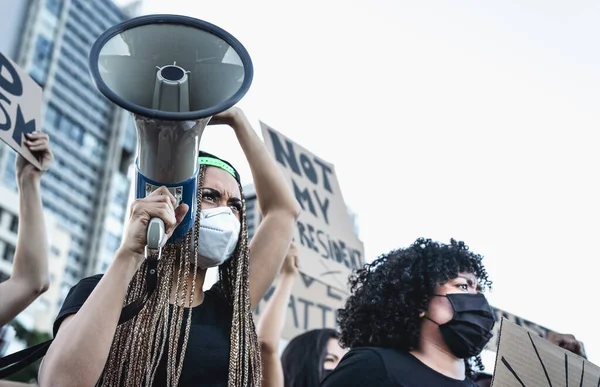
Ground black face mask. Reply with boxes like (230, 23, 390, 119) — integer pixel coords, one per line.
(427, 293, 495, 359)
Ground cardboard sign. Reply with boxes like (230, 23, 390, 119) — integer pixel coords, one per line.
(492, 318, 599, 387)
(260, 122, 364, 291)
(0, 52, 43, 170)
(486, 307, 586, 359)
(253, 273, 347, 340)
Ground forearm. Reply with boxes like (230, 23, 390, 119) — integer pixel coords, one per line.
(12, 178, 49, 292)
(260, 351, 284, 387)
(0, 382, 36, 387)
(232, 113, 300, 217)
(257, 274, 295, 353)
(39, 252, 141, 386)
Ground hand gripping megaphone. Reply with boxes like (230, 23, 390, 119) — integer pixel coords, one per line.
(88, 14, 253, 253)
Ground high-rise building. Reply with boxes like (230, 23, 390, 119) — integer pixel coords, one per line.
(346, 206, 360, 239)
(0, 0, 138, 310)
(242, 184, 258, 240)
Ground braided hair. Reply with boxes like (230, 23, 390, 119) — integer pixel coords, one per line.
(100, 155, 261, 387)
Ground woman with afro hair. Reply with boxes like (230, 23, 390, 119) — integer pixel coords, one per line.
(321, 238, 495, 387)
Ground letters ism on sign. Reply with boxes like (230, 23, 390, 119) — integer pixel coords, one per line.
(0, 52, 44, 170)
(260, 122, 365, 292)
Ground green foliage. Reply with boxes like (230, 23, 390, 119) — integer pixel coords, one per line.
(5, 320, 51, 383)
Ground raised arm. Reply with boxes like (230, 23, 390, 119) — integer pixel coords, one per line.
(0, 132, 52, 326)
(38, 187, 188, 387)
(0, 381, 37, 387)
(209, 108, 301, 308)
(257, 244, 299, 387)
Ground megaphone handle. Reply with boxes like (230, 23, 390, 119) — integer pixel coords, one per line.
(147, 217, 165, 250)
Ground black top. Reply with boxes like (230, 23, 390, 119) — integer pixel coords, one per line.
(54, 274, 233, 387)
(321, 347, 478, 387)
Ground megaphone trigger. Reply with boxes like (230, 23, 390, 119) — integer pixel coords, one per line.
(146, 217, 165, 251)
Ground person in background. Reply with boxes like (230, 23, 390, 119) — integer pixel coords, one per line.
(322, 238, 494, 387)
(257, 243, 346, 387)
(280, 329, 345, 387)
(0, 132, 53, 326)
(39, 107, 301, 387)
(547, 331, 586, 358)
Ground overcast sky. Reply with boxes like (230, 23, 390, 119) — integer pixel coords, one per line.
(116, 0, 600, 365)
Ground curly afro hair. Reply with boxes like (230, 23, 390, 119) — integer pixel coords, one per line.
(337, 238, 492, 376)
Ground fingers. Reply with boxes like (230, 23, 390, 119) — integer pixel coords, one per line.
(130, 191, 189, 239)
(131, 199, 177, 231)
(288, 242, 298, 256)
(146, 186, 177, 208)
(25, 132, 50, 152)
(169, 204, 189, 234)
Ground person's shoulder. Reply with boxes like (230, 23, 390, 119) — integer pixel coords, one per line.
(66, 274, 104, 297)
(68, 274, 104, 295)
(205, 281, 227, 301)
(321, 347, 393, 387)
(78, 274, 104, 284)
(53, 274, 104, 337)
(346, 346, 389, 360)
(345, 346, 412, 364)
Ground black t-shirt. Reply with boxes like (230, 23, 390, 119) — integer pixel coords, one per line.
(321, 347, 478, 387)
(54, 274, 233, 387)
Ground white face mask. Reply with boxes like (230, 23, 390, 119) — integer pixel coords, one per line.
(196, 207, 241, 269)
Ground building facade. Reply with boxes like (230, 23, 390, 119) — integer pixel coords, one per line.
(242, 184, 258, 240)
(0, 0, 137, 311)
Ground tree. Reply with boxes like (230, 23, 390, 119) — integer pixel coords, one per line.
(4, 321, 51, 383)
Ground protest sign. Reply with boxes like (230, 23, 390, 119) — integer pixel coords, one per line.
(492, 318, 598, 387)
(486, 307, 586, 359)
(253, 273, 347, 340)
(260, 121, 364, 291)
(0, 52, 43, 170)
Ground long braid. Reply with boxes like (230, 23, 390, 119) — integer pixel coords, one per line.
(221, 185, 262, 387)
(100, 165, 260, 386)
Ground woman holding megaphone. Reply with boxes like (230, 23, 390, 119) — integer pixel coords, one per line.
(38, 107, 301, 387)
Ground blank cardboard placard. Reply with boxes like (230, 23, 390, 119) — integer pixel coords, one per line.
(492, 318, 599, 387)
(0, 52, 43, 170)
(486, 307, 586, 359)
(260, 121, 364, 291)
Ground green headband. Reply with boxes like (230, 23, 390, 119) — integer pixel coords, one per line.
(198, 156, 237, 179)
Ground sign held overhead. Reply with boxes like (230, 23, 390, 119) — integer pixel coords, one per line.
(0, 52, 44, 170)
(260, 121, 364, 291)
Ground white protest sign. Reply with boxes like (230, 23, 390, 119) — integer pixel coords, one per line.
(492, 318, 598, 387)
(0, 52, 43, 170)
(253, 273, 347, 340)
(260, 122, 364, 291)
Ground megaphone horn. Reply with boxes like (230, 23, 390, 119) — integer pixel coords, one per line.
(89, 14, 253, 253)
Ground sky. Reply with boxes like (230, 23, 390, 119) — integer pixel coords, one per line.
(116, 0, 600, 364)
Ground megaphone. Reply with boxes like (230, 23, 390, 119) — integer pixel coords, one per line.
(89, 14, 253, 252)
